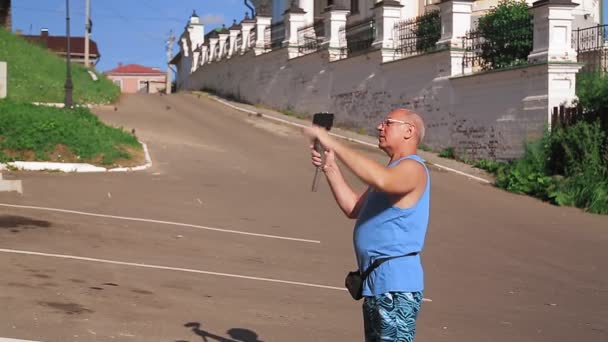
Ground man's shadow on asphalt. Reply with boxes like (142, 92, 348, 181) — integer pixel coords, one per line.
(177, 322, 263, 342)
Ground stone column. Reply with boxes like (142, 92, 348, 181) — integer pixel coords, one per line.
(240, 16, 256, 53)
(323, 4, 350, 61)
(191, 49, 200, 72)
(208, 34, 219, 62)
(528, 0, 582, 126)
(200, 44, 209, 66)
(372, 0, 404, 63)
(255, 15, 272, 55)
(218, 26, 230, 60)
(436, 0, 474, 75)
(228, 20, 242, 58)
(284, 3, 307, 59)
(528, 0, 578, 64)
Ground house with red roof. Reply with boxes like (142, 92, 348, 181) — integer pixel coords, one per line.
(104, 63, 167, 94)
(21, 28, 100, 66)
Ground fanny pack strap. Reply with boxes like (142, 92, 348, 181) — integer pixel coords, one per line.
(360, 252, 419, 281)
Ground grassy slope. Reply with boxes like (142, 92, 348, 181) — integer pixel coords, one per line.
(0, 28, 119, 104)
(0, 100, 141, 166)
(0, 29, 140, 167)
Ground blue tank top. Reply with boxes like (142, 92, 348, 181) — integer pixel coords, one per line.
(353, 154, 430, 296)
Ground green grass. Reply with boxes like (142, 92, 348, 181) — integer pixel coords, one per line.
(0, 100, 141, 166)
(438, 147, 456, 159)
(0, 28, 120, 104)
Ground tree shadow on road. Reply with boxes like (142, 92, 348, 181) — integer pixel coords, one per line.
(177, 321, 263, 342)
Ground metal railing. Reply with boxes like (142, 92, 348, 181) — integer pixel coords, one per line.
(573, 24, 608, 74)
(297, 19, 325, 54)
(235, 34, 242, 54)
(340, 18, 376, 56)
(265, 21, 286, 49)
(394, 11, 441, 58)
(462, 17, 533, 72)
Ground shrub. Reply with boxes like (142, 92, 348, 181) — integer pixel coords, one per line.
(414, 11, 441, 52)
(439, 147, 456, 159)
(477, 0, 533, 70)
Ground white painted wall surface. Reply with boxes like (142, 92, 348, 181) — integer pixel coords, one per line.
(182, 48, 551, 159)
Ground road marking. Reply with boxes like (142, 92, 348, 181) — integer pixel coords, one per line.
(0, 338, 41, 342)
(0, 247, 432, 302)
(210, 95, 491, 184)
(0, 203, 320, 244)
(0, 248, 344, 291)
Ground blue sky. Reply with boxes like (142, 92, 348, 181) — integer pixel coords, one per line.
(12, 0, 251, 72)
(11, 1, 608, 72)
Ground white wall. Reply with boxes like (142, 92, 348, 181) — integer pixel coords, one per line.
(181, 47, 550, 160)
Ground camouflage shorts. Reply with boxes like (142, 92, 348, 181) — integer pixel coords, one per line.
(362, 291, 424, 342)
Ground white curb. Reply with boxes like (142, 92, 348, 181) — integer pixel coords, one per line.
(0, 141, 152, 173)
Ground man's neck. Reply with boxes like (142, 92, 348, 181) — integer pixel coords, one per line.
(389, 146, 418, 163)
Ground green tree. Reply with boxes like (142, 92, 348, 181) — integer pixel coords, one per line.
(477, 0, 533, 70)
(414, 10, 441, 52)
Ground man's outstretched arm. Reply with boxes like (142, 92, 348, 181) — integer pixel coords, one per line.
(311, 145, 369, 219)
(306, 127, 424, 195)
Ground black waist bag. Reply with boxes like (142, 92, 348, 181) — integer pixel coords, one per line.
(345, 252, 418, 301)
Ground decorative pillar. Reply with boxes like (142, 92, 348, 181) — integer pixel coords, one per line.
(436, 0, 474, 75)
(200, 44, 209, 66)
(323, 4, 350, 61)
(218, 25, 230, 60)
(208, 33, 219, 62)
(191, 49, 200, 72)
(372, 0, 404, 62)
(528, 0, 582, 126)
(255, 15, 272, 55)
(228, 20, 242, 58)
(240, 14, 256, 53)
(284, 3, 307, 59)
(528, 0, 578, 64)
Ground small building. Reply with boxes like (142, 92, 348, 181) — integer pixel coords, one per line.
(104, 63, 166, 94)
(21, 28, 100, 66)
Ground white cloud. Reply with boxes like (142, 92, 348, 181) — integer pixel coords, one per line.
(200, 14, 224, 25)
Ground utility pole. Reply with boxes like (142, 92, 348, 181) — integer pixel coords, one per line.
(64, 0, 73, 108)
(84, 0, 91, 68)
(166, 30, 175, 95)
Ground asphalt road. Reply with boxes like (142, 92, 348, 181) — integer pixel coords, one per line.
(0, 93, 606, 342)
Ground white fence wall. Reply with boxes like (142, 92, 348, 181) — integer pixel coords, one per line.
(182, 48, 550, 160)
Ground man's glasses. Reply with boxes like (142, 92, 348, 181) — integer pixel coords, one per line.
(379, 118, 413, 127)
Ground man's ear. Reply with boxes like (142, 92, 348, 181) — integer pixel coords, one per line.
(403, 125, 414, 140)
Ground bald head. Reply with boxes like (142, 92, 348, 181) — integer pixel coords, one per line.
(389, 108, 425, 144)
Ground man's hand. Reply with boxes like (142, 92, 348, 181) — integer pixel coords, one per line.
(310, 145, 338, 173)
(303, 125, 334, 150)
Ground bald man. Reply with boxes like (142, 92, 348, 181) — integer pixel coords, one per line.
(304, 109, 430, 342)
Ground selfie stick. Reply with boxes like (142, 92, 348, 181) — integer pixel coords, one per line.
(311, 139, 324, 192)
(311, 113, 334, 192)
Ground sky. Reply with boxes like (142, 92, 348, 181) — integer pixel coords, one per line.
(12, 0, 252, 72)
(10, 1, 608, 73)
